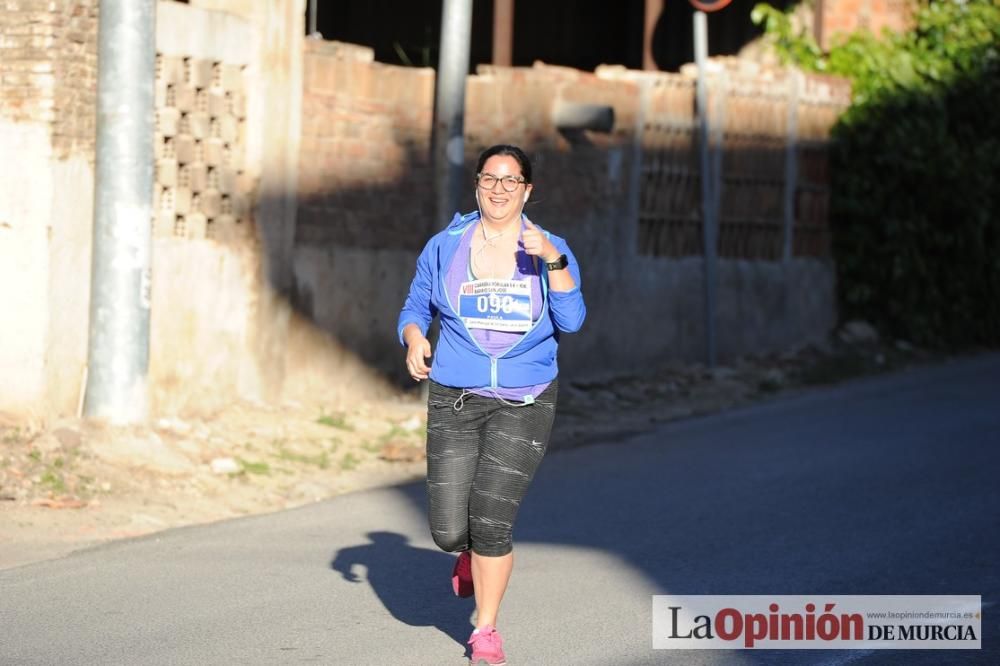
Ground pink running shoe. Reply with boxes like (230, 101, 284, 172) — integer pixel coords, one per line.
(468, 625, 506, 665)
(452, 550, 474, 597)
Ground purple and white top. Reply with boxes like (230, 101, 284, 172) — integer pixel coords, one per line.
(444, 222, 552, 402)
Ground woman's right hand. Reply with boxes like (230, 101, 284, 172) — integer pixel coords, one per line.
(403, 325, 432, 381)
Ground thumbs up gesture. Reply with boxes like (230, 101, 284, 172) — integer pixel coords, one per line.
(522, 218, 560, 263)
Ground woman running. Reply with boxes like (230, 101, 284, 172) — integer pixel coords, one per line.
(397, 144, 586, 665)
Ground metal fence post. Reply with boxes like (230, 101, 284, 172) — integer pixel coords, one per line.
(307, 0, 321, 37)
(783, 69, 801, 262)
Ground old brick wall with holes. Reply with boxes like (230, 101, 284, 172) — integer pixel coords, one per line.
(152, 54, 253, 243)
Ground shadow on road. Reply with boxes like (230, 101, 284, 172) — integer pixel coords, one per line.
(330, 530, 474, 653)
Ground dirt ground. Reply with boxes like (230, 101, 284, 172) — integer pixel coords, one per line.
(0, 324, 938, 570)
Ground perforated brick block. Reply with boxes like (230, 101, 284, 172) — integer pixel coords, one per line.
(184, 57, 214, 89)
(156, 159, 179, 187)
(194, 189, 223, 217)
(156, 108, 181, 137)
(156, 55, 185, 85)
(180, 212, 208, 239)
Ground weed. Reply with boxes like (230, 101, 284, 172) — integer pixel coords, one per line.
(316, 450, 330, 469)
(237, 458, 271, 475)
(40, 471, 66, 494)
(376, 424, 419, 447)
(28, 450, 42, 463)
(340, 452, 360, 471)
(317, 412, 353, 431)
(275, 447, 330, 470)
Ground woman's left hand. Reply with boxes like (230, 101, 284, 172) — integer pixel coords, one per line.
(522, 218, 560, 262)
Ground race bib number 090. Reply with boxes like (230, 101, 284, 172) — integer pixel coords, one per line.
(458, 279, 532, 332)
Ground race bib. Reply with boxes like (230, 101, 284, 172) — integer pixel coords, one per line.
(458, 279, 532, 332)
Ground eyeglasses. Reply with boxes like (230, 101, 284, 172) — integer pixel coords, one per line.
(476, 172, 526, 193)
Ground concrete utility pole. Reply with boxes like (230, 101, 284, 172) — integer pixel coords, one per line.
(432, 0, 473, 232)
(693, 10, 718, 368)
(84, 0, 157, 424)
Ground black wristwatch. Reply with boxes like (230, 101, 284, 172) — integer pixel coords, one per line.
(544, 254, 569, 271)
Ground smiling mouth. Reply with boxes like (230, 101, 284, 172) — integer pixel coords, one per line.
(488, 196, 510, 205)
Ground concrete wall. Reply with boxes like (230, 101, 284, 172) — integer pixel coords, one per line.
(0, 0, 98, 422)
(188, 0, 317, 404)
(0, 120, 57, 421)
(0, 0, 313, 422)
(149, 1, 263, 416)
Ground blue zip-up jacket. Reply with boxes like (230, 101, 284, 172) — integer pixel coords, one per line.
(397, 211, 586, 390)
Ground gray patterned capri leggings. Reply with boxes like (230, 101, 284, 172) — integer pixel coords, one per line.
(425, 379, 558, 557)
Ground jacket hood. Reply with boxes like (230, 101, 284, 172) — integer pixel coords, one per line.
(446, 210, 537, 235)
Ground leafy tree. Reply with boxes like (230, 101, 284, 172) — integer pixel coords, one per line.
(753, 0, 1000, 347)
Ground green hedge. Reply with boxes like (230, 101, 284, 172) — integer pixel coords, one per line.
(753, 0, 1000, 347)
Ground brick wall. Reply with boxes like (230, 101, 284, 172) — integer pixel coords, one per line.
(818, 0, 914, 50)
(296, 50, 848, 259)
(0, 0, 98, 158)
(294, 45, 852, 379)
(297, 52, 635, 251)
(466, 64, 637, 234)
(297, 40, 434, 250)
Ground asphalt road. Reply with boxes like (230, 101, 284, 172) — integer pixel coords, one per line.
(2, 354, 998, 665)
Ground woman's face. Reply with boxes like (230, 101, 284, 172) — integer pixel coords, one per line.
(476, 155, 532, 224)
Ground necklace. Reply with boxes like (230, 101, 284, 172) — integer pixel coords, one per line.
(481, 219, 516, 246)
(473, 221, 518, 279)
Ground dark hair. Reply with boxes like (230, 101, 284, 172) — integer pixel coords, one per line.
(475, 144, 532, 184)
